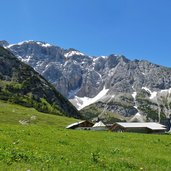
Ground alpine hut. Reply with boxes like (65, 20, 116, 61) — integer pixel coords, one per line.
(110, 122, 166, 134)
(66, 120, 94, 130)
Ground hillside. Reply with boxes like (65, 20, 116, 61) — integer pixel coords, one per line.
(80, 102, 127, 123)
(0, 46, 80, 118)
(4, 40, 171, 123)
(0, 100, 78, 126)
(0, 101, 171, 171)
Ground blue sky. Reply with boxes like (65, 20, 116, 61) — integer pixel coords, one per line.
(1, 0, 171, 66)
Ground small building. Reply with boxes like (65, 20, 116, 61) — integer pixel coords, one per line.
(92, 121, 108, 131)
(66, 120, 94, 130)
(110, 122, 166, 134)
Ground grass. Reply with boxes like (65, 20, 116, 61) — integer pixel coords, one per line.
(0, 100, 77, 127)
(0, 100, 171, 171)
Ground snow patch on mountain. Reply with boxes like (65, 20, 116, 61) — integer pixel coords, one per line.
(101, 56, 108, 59)
(7, 40, 52, 48)
(64, 51, 85, 57)
(7, 44, 16, 48)
(21, 55, 32, 63)
(18, 40, 33, 45)
(72, 86, 109, 110)
(132, 92, 137, 100)
(142, 87, 171, 97)
(160, 88, 171, 94)
(36, 41, 52, 47)
(132, 91, 138, 109)
(142, 87, 157, 100)
(7, 40, 33, 48)
(92, 57, 98, 62)
(94, 70, 102, 80)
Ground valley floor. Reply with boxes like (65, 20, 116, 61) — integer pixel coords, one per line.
(0, 101, 171, 171)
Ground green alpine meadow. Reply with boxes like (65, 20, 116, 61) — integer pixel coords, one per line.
(0, 100, 171, 171)
(1, 1, 171, 170)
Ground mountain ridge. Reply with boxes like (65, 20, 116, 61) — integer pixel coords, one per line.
(2, 40, 171, 122)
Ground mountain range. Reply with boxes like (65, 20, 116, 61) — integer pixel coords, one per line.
(1, 40, 171, 123)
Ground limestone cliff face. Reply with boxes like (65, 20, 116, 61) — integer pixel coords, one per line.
(4, 40, 171, 122)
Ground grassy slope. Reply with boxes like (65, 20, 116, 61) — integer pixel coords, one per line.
(0, 101, 171, 171)
(0, 100, 78, 127)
